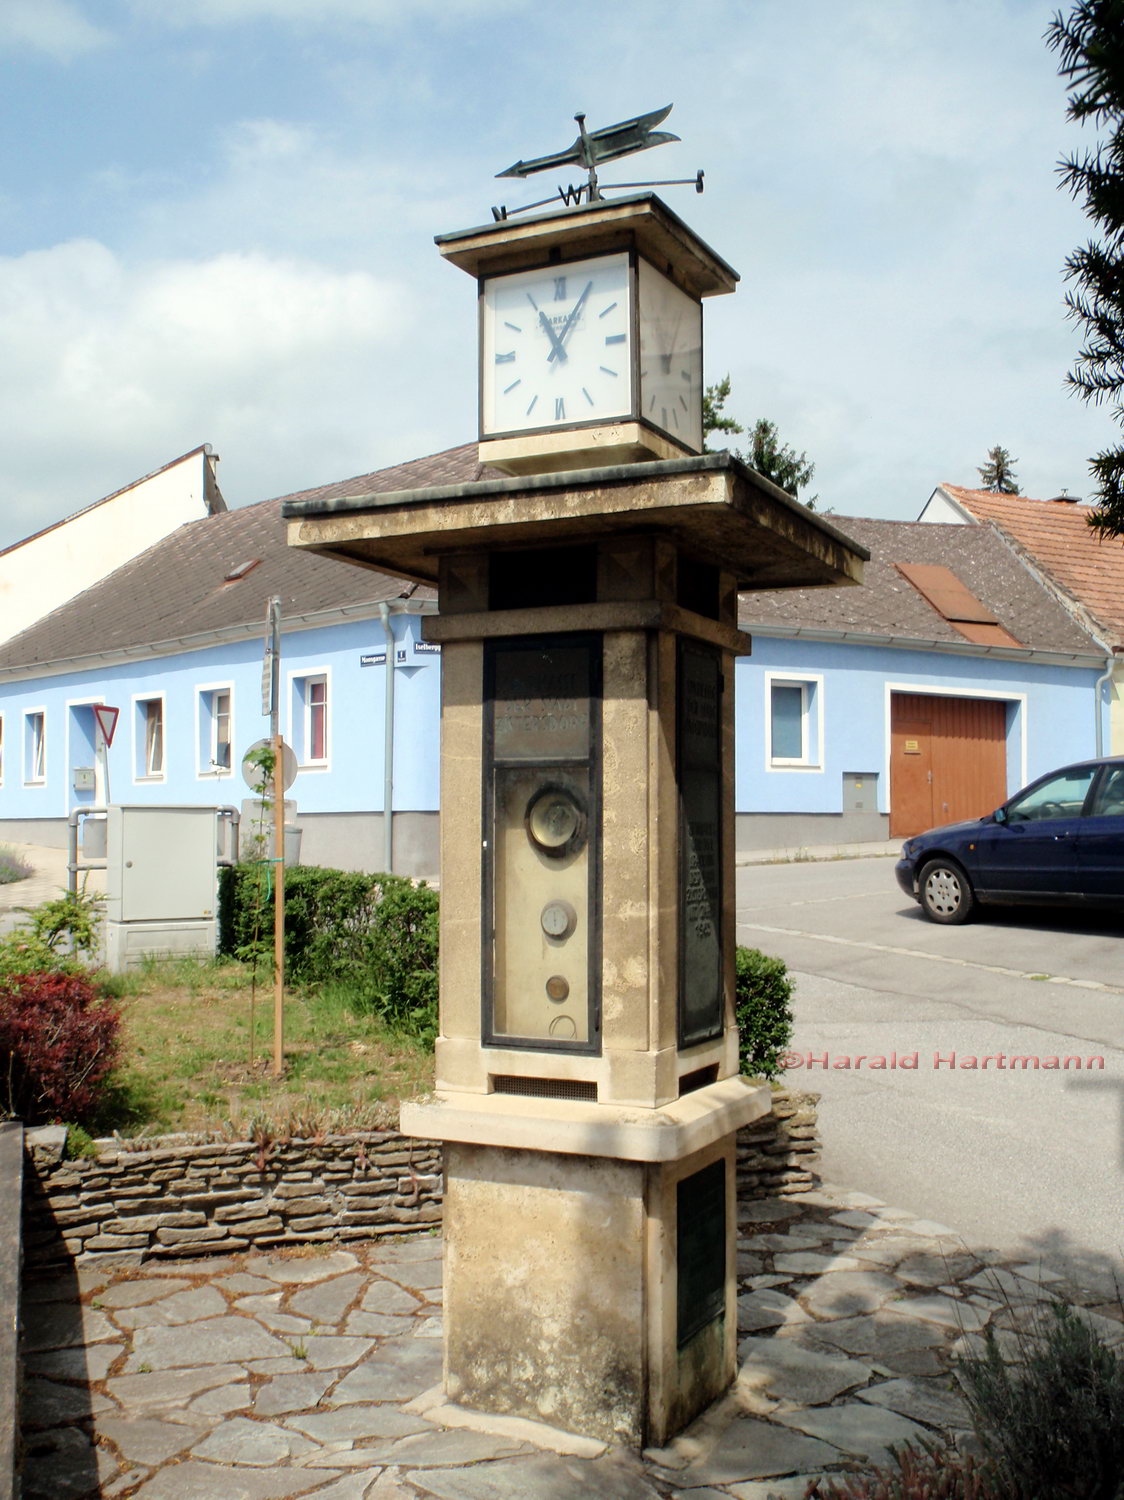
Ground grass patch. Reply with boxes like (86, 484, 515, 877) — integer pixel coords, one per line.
(93, 957, 434, 1138)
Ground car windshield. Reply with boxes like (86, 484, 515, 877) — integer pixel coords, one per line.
(1005, 766, 1096, 823)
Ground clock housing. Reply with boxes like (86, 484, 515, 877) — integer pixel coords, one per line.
(638, 257, 703, 453)
(482, 252, 634, 439)
(438, 192, 737, 476)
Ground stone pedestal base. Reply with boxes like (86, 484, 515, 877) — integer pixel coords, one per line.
(401, 1077, 768, 1447)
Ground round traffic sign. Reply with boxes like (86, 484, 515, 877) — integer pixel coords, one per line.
(241, 738, 298, 794)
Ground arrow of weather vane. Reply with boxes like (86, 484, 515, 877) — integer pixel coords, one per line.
(491, 104, 703, 221)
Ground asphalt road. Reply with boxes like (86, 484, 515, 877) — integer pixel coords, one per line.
(735, 855, 1124, 1299)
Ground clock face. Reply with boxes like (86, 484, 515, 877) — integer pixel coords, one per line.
(481, 252, 633, 437)
(637, 257, 703, 452)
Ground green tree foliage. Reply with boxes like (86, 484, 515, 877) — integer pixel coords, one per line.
(701, 374, 744, 443)
(1047, 1, 1124, 538)
(746, 417, 818, 507)
(977, 444, 1022, 494)
(702, 377, 818, 508)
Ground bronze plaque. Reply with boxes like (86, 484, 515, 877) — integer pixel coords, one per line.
(677, 1159, 726, 1346)
(679, 641, 723, 1047)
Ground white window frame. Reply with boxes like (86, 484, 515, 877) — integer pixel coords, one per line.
(196, 682, 234, 778)
(133, 693, 167, 782)
(288, 668, 330, 770)
(23, 708, 46, 785)
(765, 673, 823, 771)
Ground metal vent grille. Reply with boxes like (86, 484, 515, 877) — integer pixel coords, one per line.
(492, 1075, 597, 1102)
(679, 1064, 719, 1097)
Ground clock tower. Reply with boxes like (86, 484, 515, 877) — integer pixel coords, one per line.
(285, 112, 866, 1449)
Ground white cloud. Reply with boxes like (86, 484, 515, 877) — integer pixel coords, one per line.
(0, 0, 108, 59)
(0, 241, 416, 545)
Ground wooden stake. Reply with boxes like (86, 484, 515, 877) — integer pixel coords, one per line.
(272, 731, 285, 1079)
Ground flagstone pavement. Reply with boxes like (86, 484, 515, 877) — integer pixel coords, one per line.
(19, 1181, 1124, 1500)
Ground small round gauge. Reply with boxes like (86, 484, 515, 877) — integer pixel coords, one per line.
(541, 900, 577, 940)
(545, 974, 570, 1001)
(525, 786, 586, 857)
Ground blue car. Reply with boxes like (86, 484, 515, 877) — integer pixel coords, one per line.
(895, 756, 1124, 924)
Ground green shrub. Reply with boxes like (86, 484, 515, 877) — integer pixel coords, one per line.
(219, 863, 439, 1043)
(734, 944, 794, 1080)
(806, 1440, 999, 1498)
(811, 1300, 1124, 1500)
(0, 889, 102, 979)
(957, 1302, 1124, 1499)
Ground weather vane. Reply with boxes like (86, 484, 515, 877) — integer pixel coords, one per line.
(492, 104, 703, 222)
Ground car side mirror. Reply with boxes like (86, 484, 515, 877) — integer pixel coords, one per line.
(992, 806, 1007, 825)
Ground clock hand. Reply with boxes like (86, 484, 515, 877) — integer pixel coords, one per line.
(548, 280, 594, 363)
(537, 307, 568, 362)
(528, 292, 568, 362)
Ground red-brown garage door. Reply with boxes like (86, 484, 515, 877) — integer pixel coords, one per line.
(890, 693, 1008, 839)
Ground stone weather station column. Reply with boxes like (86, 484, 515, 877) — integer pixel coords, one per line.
(284, 109, 865, 1448)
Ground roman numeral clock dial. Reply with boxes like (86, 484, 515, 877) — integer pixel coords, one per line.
(482, 252, 633, 436)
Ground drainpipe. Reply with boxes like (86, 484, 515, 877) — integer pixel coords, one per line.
(378, 602, 395, 874)
(1094, 652, 1116, 757)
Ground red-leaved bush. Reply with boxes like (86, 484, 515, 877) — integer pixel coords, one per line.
(0, 972, 121, 1124)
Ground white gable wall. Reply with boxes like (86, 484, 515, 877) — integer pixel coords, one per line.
(917, 486, 973, 523)
(0, 448, 222, 646)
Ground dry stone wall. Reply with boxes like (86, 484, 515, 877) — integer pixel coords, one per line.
(23, 1088, 819, 1266)
(23, 1129, 442, 1268)
(737, 1087, 820, 1199)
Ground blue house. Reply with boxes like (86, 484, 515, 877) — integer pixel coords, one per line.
(735, 514, 1107, 848)
(0, 448, 1107, 873)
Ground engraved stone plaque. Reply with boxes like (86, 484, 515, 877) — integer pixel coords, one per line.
(678, 641, 723, 1047)
(493, 644, 592, 762)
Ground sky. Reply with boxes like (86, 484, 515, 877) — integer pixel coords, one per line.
(0, 0, 1113, 549)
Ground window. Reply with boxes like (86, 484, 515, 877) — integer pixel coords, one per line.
(292, 673, 329, 767)
(24, 710, 45, 784)
(1006, 766, 1096, 823)
(136, 697, 165, 779)
(1091, 765, 1124, 818)
(771, 685, 805, 759)
(0, 714, 4, 784)
(198, 686, 233, 775)
(766, 675, 822, 768)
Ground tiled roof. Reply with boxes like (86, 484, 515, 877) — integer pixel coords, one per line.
(0, 445, 499, 673)
(739, 515, 1101, 657)
(0, 445, 1103, 675)
(939, 484, 1124, 648)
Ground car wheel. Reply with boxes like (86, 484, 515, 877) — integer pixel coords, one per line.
(918, 859, 975, 925)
